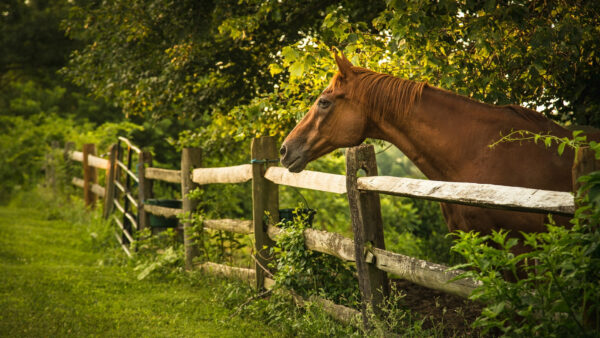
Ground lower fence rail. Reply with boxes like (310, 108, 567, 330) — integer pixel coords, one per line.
(194, 261, 361, 326)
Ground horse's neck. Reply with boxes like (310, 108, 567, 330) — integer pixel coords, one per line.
(369, 86, 564, 183)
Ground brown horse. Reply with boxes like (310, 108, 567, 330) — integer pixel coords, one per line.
(280, 53, 576, 254)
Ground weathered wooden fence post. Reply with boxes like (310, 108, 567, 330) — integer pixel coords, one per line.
(103, 144, 118, 219)
(572, 147, 598, 193)
(181, 148, 202, 270)
(63, 142, 75, 190)
(346, 144, 390, 326)
(82, 143, 98, 209)
(44, 141, 59, 190)
(137, 151, 153, 230)
(63, 141, 75, 161)
(251, 136, 279, 290)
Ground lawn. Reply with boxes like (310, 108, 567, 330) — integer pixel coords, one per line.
(0, 205, 279, 337)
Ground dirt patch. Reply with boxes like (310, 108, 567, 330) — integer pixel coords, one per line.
(391, 279, 484, 336)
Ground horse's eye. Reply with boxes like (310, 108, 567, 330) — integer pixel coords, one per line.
(318, 98, 331, 109)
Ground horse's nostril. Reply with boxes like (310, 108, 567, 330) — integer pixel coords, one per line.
(280, 145, 287, 157)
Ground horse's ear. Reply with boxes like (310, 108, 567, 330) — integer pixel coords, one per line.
(334, 52, 354, 79)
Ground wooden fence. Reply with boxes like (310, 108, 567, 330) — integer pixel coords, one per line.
(63, 136, 586, 326)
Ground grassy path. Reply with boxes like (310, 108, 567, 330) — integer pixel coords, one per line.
(0, 206, 278, 337)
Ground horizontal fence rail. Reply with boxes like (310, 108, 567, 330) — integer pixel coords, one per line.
(358, 176, 575, 216)
(264, 167, 347, 194)
(192, 164, 253, 185)
(145, 167, 181, 183)
(71, 177, 106, 198)
(143, 204, 181, 218)
(194, 261, 360, 325)
(70, 151, 109, 169)
(267, 225, 479, 298)
(204, 219, 253, 234)
(267, 226, 355, 262)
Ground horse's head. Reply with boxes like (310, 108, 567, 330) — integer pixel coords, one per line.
(280, 53, 367, 172)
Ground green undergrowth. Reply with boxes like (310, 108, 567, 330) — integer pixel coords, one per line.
(0, 188, 364, 337)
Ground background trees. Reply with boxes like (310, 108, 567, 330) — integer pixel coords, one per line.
(3, 0, 599, 257)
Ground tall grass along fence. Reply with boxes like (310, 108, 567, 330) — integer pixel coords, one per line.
(59, 136, 587, 326)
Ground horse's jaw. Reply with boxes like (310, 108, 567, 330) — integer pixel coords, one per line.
(281, 154, 308, 173)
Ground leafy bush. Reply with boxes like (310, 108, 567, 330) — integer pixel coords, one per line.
(451, 221, 599, 336)
(269, 208, 360, 308)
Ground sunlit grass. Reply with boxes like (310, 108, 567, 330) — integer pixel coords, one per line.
(0, 199, 279, 337)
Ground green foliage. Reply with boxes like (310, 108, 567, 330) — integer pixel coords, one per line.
(184, 188, 254, 266)
(490, 129, 589, 156)
(62, 0, 383, 121)
(0, 114, 78, 202)
(380, 0, 600, 126)
(236, 287, 360, 337)
(364, 284, 437, 337)
(270, 207, 360, 308)
(134, 246, 182, 280)
(0, 112, 142, 203)
(0, 0, 76, 81)
(451, 222, 600, 336)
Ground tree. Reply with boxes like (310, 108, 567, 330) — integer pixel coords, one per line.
(0, 0, 119, 124)
(61, 0, 385, 126)
(380, 0, 600, 126)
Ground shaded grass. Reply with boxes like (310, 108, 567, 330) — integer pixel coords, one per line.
(0, 205, 279, 337)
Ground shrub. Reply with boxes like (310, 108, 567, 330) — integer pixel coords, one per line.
(269, 207, 360, 308)
(451, 200, 600, 336)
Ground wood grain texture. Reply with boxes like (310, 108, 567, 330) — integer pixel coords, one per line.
(192, 164, 253, 185)
(145, 167, 181, 183)
(83, 144, 98, 208)
(572, 147, 600, 192)
(358, 176, 575, 215)
(87, 154, 109, 169)
(370, 248, 479, 298)
(204, 219, 253, 234)
(251, 137, 279, 291)
(346, 145, 389, 324)
(143, 204, 181, 218)
(103, 144, 118, 219)
(267, 226, 355, 262)
(137, 151, 153, 230)
(264, 166, 346, 194)
(181, 148, 202, 270)
(195, 262, 255, 283)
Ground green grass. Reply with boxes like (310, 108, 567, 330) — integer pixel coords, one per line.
(0, 203, 280, 337)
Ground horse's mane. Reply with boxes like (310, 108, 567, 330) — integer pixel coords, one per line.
(329, 67, 426, 122)
(330, 66, 551, 126)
